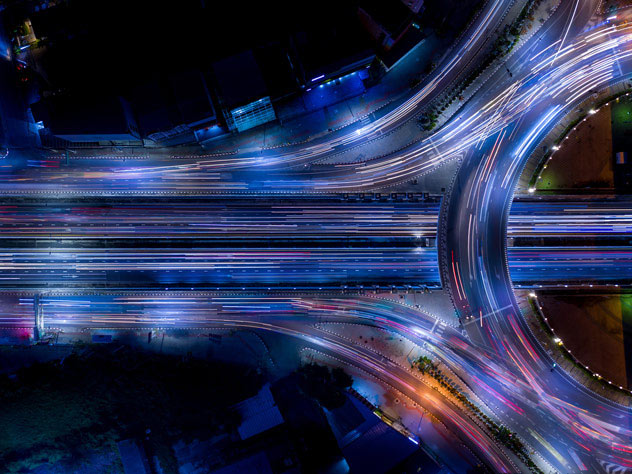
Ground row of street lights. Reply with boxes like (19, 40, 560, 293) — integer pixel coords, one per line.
(527, 292, 632, 394)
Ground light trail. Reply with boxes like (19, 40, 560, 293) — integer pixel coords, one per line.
(2, 3, 632, 472)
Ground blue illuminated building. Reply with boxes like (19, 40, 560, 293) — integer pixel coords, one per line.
(228, 97, 276, 133)
(302, 70, 369, 112)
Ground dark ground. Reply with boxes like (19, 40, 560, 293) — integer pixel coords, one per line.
(0, 344, 263, 473)
(538, 290, 632, 390)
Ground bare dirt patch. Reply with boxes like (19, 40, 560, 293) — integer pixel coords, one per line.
(539, 104, 614, 190)
(538, 292, 629, 388)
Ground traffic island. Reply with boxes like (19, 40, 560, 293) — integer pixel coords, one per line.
(520, 290, 632, 406)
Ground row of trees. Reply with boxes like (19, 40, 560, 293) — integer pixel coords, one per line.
(413, 355, 542, 473)
(417, 0, 544, 132)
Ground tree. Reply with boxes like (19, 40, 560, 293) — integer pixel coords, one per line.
(297, 364, 353, 410)
(332, 367, 352, 389)
(414, 355, 435, 374)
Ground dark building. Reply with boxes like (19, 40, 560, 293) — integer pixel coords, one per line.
(234, 383, 285, 441)
(169, 71, 217, 130)
(210, 451, 274, 474)
(289, 13, 375, 87)
(271, 374, 346, 473)
(132, 72, 217, 144)
(402, 0, 425, 13)
(358, 0, 426, 70)
(359, 0, 416, 51)
(32, 94, 140, 144)
(254, 42, 300, 99)
(20, 0, 423, 145)
(212, 51, 277, 133)
(324, 393, 441, 473)
(117, 439, 152, 474)
(131, 80, 174, 141)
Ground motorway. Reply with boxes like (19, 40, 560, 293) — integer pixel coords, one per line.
(2, 0, 632, 472)
(0, 245, 628, 289)
(0, 197, 631, 239)
(0, 198, 628, 290)
(510, 198, 632, 238)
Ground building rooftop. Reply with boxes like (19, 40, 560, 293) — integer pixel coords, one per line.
(342, 421, 418, 473)
(169, 71, 216, 127)
(325, 394, 420, 473)
(131, 81, 173, 137)
(291, 19, 373, 82)
(117, 439, 151, 474)
(359, 0, 415, 39)
(210, 451, 273, 474)
(234, 383, 284, 440)
(31, 94, 139, 142)
(212, 51, 268, 109)
(379, 26, 426, 70)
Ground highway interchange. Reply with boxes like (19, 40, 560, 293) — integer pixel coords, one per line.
(2, 0, 632, 472)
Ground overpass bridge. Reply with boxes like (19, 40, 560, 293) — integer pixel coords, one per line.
(0, 196, 628, 291)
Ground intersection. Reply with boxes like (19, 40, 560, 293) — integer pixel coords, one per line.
(2, 0, 632, 472)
